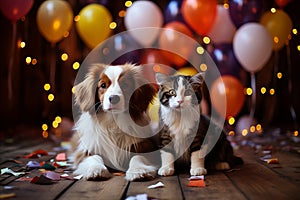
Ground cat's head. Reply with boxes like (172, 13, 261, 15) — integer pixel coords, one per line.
(155, 72, 204, 110)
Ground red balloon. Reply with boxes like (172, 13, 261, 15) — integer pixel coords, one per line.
(275, 0, 292, 8)
(210, 75, 245, 119)
(0, 0, 33, 22)
(181, 0, 217, 36)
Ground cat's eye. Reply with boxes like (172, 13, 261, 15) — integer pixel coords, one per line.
(169, 89, 176, 96)
(184, 89, 193, 96)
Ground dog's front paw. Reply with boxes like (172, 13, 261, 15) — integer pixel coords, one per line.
(125, 155, 157, 181)
(74, 155, 112, 180)
(158, 166, 175, 176)
(190, 167, 207, 176)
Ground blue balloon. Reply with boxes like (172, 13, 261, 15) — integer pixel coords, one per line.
(229, 0, 263, 28)
(164, 0, 184, 23)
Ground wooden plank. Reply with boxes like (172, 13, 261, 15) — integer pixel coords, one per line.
(179, 172, 246, 200)
(225, 148, 300, 199)
(59, 175, 128, 200)
(126, 176, 183, 199)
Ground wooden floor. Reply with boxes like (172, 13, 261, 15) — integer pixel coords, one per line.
(1, 134, 300, 200)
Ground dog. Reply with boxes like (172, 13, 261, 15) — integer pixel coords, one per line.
(72, 63, 158, 181)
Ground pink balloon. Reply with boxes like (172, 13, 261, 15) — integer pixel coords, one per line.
(208, 5, 236, 44)
(125, 1, 163, 46)
(233, 23, 272, 73)
(0, 0, 33, 22)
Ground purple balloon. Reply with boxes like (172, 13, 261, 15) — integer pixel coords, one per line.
(211, 43, 243, 79)
(164, 0, 184, 23)
(229, 0, 263, 28)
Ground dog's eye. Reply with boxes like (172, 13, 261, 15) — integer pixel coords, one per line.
(100, 82, 106, 89)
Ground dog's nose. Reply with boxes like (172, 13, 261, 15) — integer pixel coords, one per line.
(109, 95, 120, 104)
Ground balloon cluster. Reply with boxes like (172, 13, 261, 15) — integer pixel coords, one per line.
(0, 0, 294, 134)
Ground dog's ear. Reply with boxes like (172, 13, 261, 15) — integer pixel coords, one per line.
(74, 64, 105, 112)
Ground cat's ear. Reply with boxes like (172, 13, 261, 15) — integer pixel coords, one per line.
(191, 72, 205, 84)
(155, 72, 169, 85)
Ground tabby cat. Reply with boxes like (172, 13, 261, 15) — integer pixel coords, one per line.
(155, 72, 243, 176)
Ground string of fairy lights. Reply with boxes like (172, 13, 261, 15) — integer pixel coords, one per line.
(14, 1, 299, 139)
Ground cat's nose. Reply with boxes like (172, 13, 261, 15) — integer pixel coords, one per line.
(177, 100, 183, 104)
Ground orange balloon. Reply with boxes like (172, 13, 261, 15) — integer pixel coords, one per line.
(182, 0, 217, 36)
(210, 75, 245, 119)
(141, 49, 174, 83)
(159, 21, 194, 67)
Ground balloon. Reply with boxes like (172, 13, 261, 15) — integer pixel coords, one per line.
(233, 23, 273, 73)
(164, 0, 185, 23)
(211, 75, 245, 118)
(76, 4, 112, 49)
(260, 10, 293, 51)
(37, 0, 73, 43)
(229, 0, 263, 28)
(181, 0, 217, 36)
(210, 43, 242, 79)
(275, 0, 292, 8)
(124, 1, 163, 46)
(159, 21, 194, 67)
(208, 5, 236, 44)
(0, 0, 33, 22)
(141, 49, 174, 83)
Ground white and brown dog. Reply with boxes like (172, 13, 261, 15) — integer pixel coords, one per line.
(72, 63, 158, 181)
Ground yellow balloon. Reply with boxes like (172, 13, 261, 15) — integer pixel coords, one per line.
(260, 10, 293, 51)
(175, 67, 198, 76)
(76, 4, 112, 49)
(37, 0, 73, 43)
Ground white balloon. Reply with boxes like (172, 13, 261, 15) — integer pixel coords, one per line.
(233, 23, 273, 73)
(208, 5, 236, 44)
(124, 1, 163, 47)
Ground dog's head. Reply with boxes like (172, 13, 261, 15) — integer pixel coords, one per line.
(74, 63, 157, 124)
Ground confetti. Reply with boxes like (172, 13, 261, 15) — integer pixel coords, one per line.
(188, 179, 206, 187)
(188, 175, 204, 180)
(24, 149, 48, 158)
(125, 194, 148, 200)
(56, 153, 66, 161)
(44, 171, 61, 181)
(267, 158, 279, 164)
(26, 161, 41, 168)
(1, 168, 25, 176)
(30, 175, 55, 185)
(147, 181, 164, 189)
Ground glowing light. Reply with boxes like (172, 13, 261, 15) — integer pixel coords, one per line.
(242, 129, 248, 136)
(44, 83, 51, 91)
(52, 120, 59, 128)
(55, 116, 62, 124)
(119, 10, 126, 17)
(203, 36, 211, 44)
(223, 3, 229, 9)
(73, 62, 80, 70)
(48, 94, 54, 101)
(71, 86, 76, 94)
(274, 36, 279, 44)
(269, 88, 275, 95)
(63, 31, 69, 38)
(125, 1, 132, 7)
(42, 124, 48, 131)
(200, 63, 207, 71)
(228, 131, 235, 136)
(297, 45, 300, 51)
(277, 72, 282, 79)
(109, 22, 117, 29)
(228, 117, 235, 125)
(53, 20, 61, 30)
(26, 57, 32, 64)
(294, 130, 299, 137)
(256, 124, 262, 131)
(61, 53, 68, 61)
(153, 65, 161, 72)
(261, 87, 266, 94)
(20, 41, 26, 48)
(196, 46, 205, 55)
(271, 8, 276, 13)
(32, 58, 37, 65)
(42, 130, 48, 138)
(292, 29, 297, 35)
(245, 88, 253, 95)
(74, 15, 80, 22)
(250, 125, 256, 133)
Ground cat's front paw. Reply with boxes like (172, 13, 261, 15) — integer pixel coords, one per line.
(190, 167, 207, 176)
(158, 166, 175, 176)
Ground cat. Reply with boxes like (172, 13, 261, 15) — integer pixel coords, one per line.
(155, 72, 243, 176)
